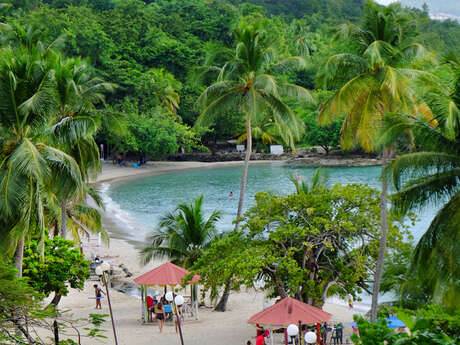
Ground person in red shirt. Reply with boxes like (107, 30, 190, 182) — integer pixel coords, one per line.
(146, 295, 154, 322)
(256, 330, 266, 345)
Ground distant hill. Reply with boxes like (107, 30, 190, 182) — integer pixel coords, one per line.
(231, 0, 365, 20)
(400, 0, 460, 17)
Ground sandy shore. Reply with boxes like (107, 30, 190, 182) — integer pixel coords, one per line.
(54, 162, 359, 345)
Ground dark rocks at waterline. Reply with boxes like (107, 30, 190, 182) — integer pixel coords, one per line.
(166, 151, 382, 166)
(166, 152, 289, 162)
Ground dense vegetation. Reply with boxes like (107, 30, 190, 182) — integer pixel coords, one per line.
(1, 0, 459, 157)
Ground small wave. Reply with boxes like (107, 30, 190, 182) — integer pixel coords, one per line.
(99, 183, 149, 241)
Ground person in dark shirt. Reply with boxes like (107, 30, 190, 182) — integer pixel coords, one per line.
(93, 284, 104, 309)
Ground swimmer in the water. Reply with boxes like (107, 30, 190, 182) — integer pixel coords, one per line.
(229, 191, 233, 197)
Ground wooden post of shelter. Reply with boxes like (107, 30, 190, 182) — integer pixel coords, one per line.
(140, 286, 145, 323)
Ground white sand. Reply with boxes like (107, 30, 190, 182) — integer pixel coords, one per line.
(53, 162, 357, 345)
(93, 160, 281, 184)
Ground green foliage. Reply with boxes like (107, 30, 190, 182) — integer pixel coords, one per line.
(351, 308, 459, 345)
(351, 317, 398, 345)
(297, 90, 342, 154)
(22, 236, 90, 298)
(3, 0, 459, 150)
(0, 29, 84, 261)
(107, 110, 205, 158)
(319, 1, 434, 152)
(383, 56, 460, 310)
(380, 242, 431, 309)
(193, 183, 408, 306)
(84, 313, 109, 339)
(141, 195, 221, 268)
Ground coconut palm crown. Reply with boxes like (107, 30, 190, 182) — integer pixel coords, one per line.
(318, 1, 433, 151)
(140, 195, 221, 268)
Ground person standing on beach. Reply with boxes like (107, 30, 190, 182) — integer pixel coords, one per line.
(156, 302, 165, 333)
(93, 284, 104, 309)
(348, 295, 353, 308)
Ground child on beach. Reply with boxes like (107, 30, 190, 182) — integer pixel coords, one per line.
(93, 284, 105, 309)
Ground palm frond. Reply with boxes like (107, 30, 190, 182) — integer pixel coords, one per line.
(391, 168, 460, 215)
(412, 191, 460, 308)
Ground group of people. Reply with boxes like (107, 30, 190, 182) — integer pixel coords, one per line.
(247, 323, 345, 345)
(146, 294, 183, 333)
(115, 153, 146, 168)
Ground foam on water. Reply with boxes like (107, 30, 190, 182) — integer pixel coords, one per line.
(99, 182, 150, 241)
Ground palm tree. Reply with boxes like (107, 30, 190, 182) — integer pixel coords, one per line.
(140, 195, 221, 269)
(196, 21, 314, 229)
(383, 56, 460, 310)
(288, 168, 328, 194)
(48, 54, 114, 239)
(45, 184, 109, 245)
(317, 2, 433, 320)
(0, 45, 83, 276)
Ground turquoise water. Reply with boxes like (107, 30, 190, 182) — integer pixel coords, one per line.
(103, 163, 435, 243)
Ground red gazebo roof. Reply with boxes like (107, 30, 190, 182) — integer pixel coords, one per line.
(248, 297, 332, 326)
(134, 262, 200, 286)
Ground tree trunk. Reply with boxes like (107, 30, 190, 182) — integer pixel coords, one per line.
(15, 236, 25, 277)
(370, 148, 390, 322)
(53, 319, 59, 345)
(60, 200, 67, 239)
(51, 293, 62, 307)
(235, 116, 252, 230)
(214, 278, 231, 312)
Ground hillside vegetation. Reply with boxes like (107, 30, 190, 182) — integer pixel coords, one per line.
(1, 0, 459, 158)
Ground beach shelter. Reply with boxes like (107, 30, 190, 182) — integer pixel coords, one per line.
(134, 262, 200, 322)
(248, 297, 332, 345)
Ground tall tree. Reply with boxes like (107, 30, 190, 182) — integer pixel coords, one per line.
(49, 54, 114, 239)
(140, 195, 221, 269)
(317, 1, 433, 321)
(383, 55, 460, 310)
(0, 42, 83, 276)
(196, 20, 313, 229)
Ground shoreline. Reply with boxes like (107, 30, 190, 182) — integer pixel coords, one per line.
(93, 160, 284, 185)
(93, 156, 382, 185)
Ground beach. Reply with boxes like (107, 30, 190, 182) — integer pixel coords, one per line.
(56, 161, 359, 345)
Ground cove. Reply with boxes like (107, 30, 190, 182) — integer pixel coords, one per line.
(103, 162, 435, 244)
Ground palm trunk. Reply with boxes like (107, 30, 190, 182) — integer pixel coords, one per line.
(14, 236, 25, 277)
(370, 148, 390, 322)
(235, 116, 252, 231)
(60, 200, 67, 239)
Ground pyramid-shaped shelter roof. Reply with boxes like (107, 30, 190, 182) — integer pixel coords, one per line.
(134, 261, 200, 286)
(248, 297, 331, 326)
